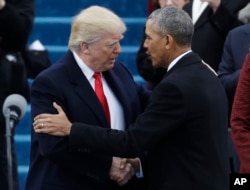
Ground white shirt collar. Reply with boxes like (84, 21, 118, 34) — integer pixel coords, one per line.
(72, 50, 94, 80)
(167, 50, 192, 72)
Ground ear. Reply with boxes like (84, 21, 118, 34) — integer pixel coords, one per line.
(164, 34, 174, 49)
(80, 42, 90, 54)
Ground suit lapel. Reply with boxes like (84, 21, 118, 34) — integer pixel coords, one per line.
(103, 70, 132, 127)
(184, 2, 211, 31)
(166, 52, 202, 76)
(64, 51, 110, 127)
(193, 7, 212, 30)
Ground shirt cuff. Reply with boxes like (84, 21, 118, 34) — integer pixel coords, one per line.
(135, 158, 144, 178)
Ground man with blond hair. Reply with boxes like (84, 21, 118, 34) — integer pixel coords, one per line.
(25, 6, 149, 190)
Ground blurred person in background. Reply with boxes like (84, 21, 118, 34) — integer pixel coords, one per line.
(183, 0, 249, 72)
(0, 0, 34, 189)
(231, 52, 250, 173)
(218, 3, 250, 115)
(218, 2, 250, 173)
(136, 0, 189, 90)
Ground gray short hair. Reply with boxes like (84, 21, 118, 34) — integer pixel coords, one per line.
(148, 6, 193, 46)
(68, 6, 127, 52)
(238, 3, 250, 24)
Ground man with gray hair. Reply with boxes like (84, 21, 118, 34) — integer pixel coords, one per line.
(25, 5, 149, 190)
(33, 6, 230, 190)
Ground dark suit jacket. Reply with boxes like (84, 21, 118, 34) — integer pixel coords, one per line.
(183, 0, 248, 71)
(68, 52, 230, 190)
(25, 51, 150, 190)
(218, 23, 250, 117)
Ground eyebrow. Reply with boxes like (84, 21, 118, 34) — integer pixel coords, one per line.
(105, 41, 119, 48)
(106, 41, 119, 45)
(104, 35, 124, 46)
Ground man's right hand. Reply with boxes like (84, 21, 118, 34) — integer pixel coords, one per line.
(109, 157, 135, 186)
(33, 102, 72, 136)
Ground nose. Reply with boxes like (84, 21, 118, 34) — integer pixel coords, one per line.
(114, 43, 122, 54)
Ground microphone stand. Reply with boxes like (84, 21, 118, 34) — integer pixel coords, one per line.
(5, 108, 14, 190)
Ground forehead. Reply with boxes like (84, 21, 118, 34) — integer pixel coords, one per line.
(100, 33, 123, 41)
(145, 19, 158, 36)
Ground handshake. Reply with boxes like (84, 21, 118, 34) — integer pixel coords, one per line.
(110, 157, 140, 186)
(32, 103, 142, 186)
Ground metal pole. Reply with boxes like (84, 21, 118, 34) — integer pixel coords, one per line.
(5, 108, 13, 190)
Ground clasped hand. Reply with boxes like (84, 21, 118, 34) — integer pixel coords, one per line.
(33, 103, 140, 186)
(110, 157, 139, 186)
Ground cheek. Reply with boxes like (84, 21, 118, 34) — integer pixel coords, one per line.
(148, 41, 156, 51)
(149, 42, 165, 65)
(94, 49, 110, 59)
(149, 41, 164, 55)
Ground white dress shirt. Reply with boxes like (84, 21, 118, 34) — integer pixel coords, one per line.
(192, 0, 209, 24)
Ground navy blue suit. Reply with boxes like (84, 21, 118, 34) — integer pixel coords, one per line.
(218, 23, 250, 114)
(25, 50, 149, 190)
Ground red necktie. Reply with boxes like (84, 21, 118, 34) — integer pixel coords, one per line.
(93, 72, 110, 125)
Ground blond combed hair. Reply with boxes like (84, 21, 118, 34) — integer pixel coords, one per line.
(68, 6, 127, 52)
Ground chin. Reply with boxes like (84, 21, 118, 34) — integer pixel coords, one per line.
(110, 61, 115, 66)
(151, 62, 158, 68)
(107, 62, 115, 69)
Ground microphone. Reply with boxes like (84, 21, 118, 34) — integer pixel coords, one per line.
(2, 94, 27, 190)
(2, 94, 27, 128)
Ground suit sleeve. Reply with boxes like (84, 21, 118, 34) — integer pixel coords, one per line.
(217, 30, 241, 109)
(31, 75, 112, 182)
(69, 81, 186, 158)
